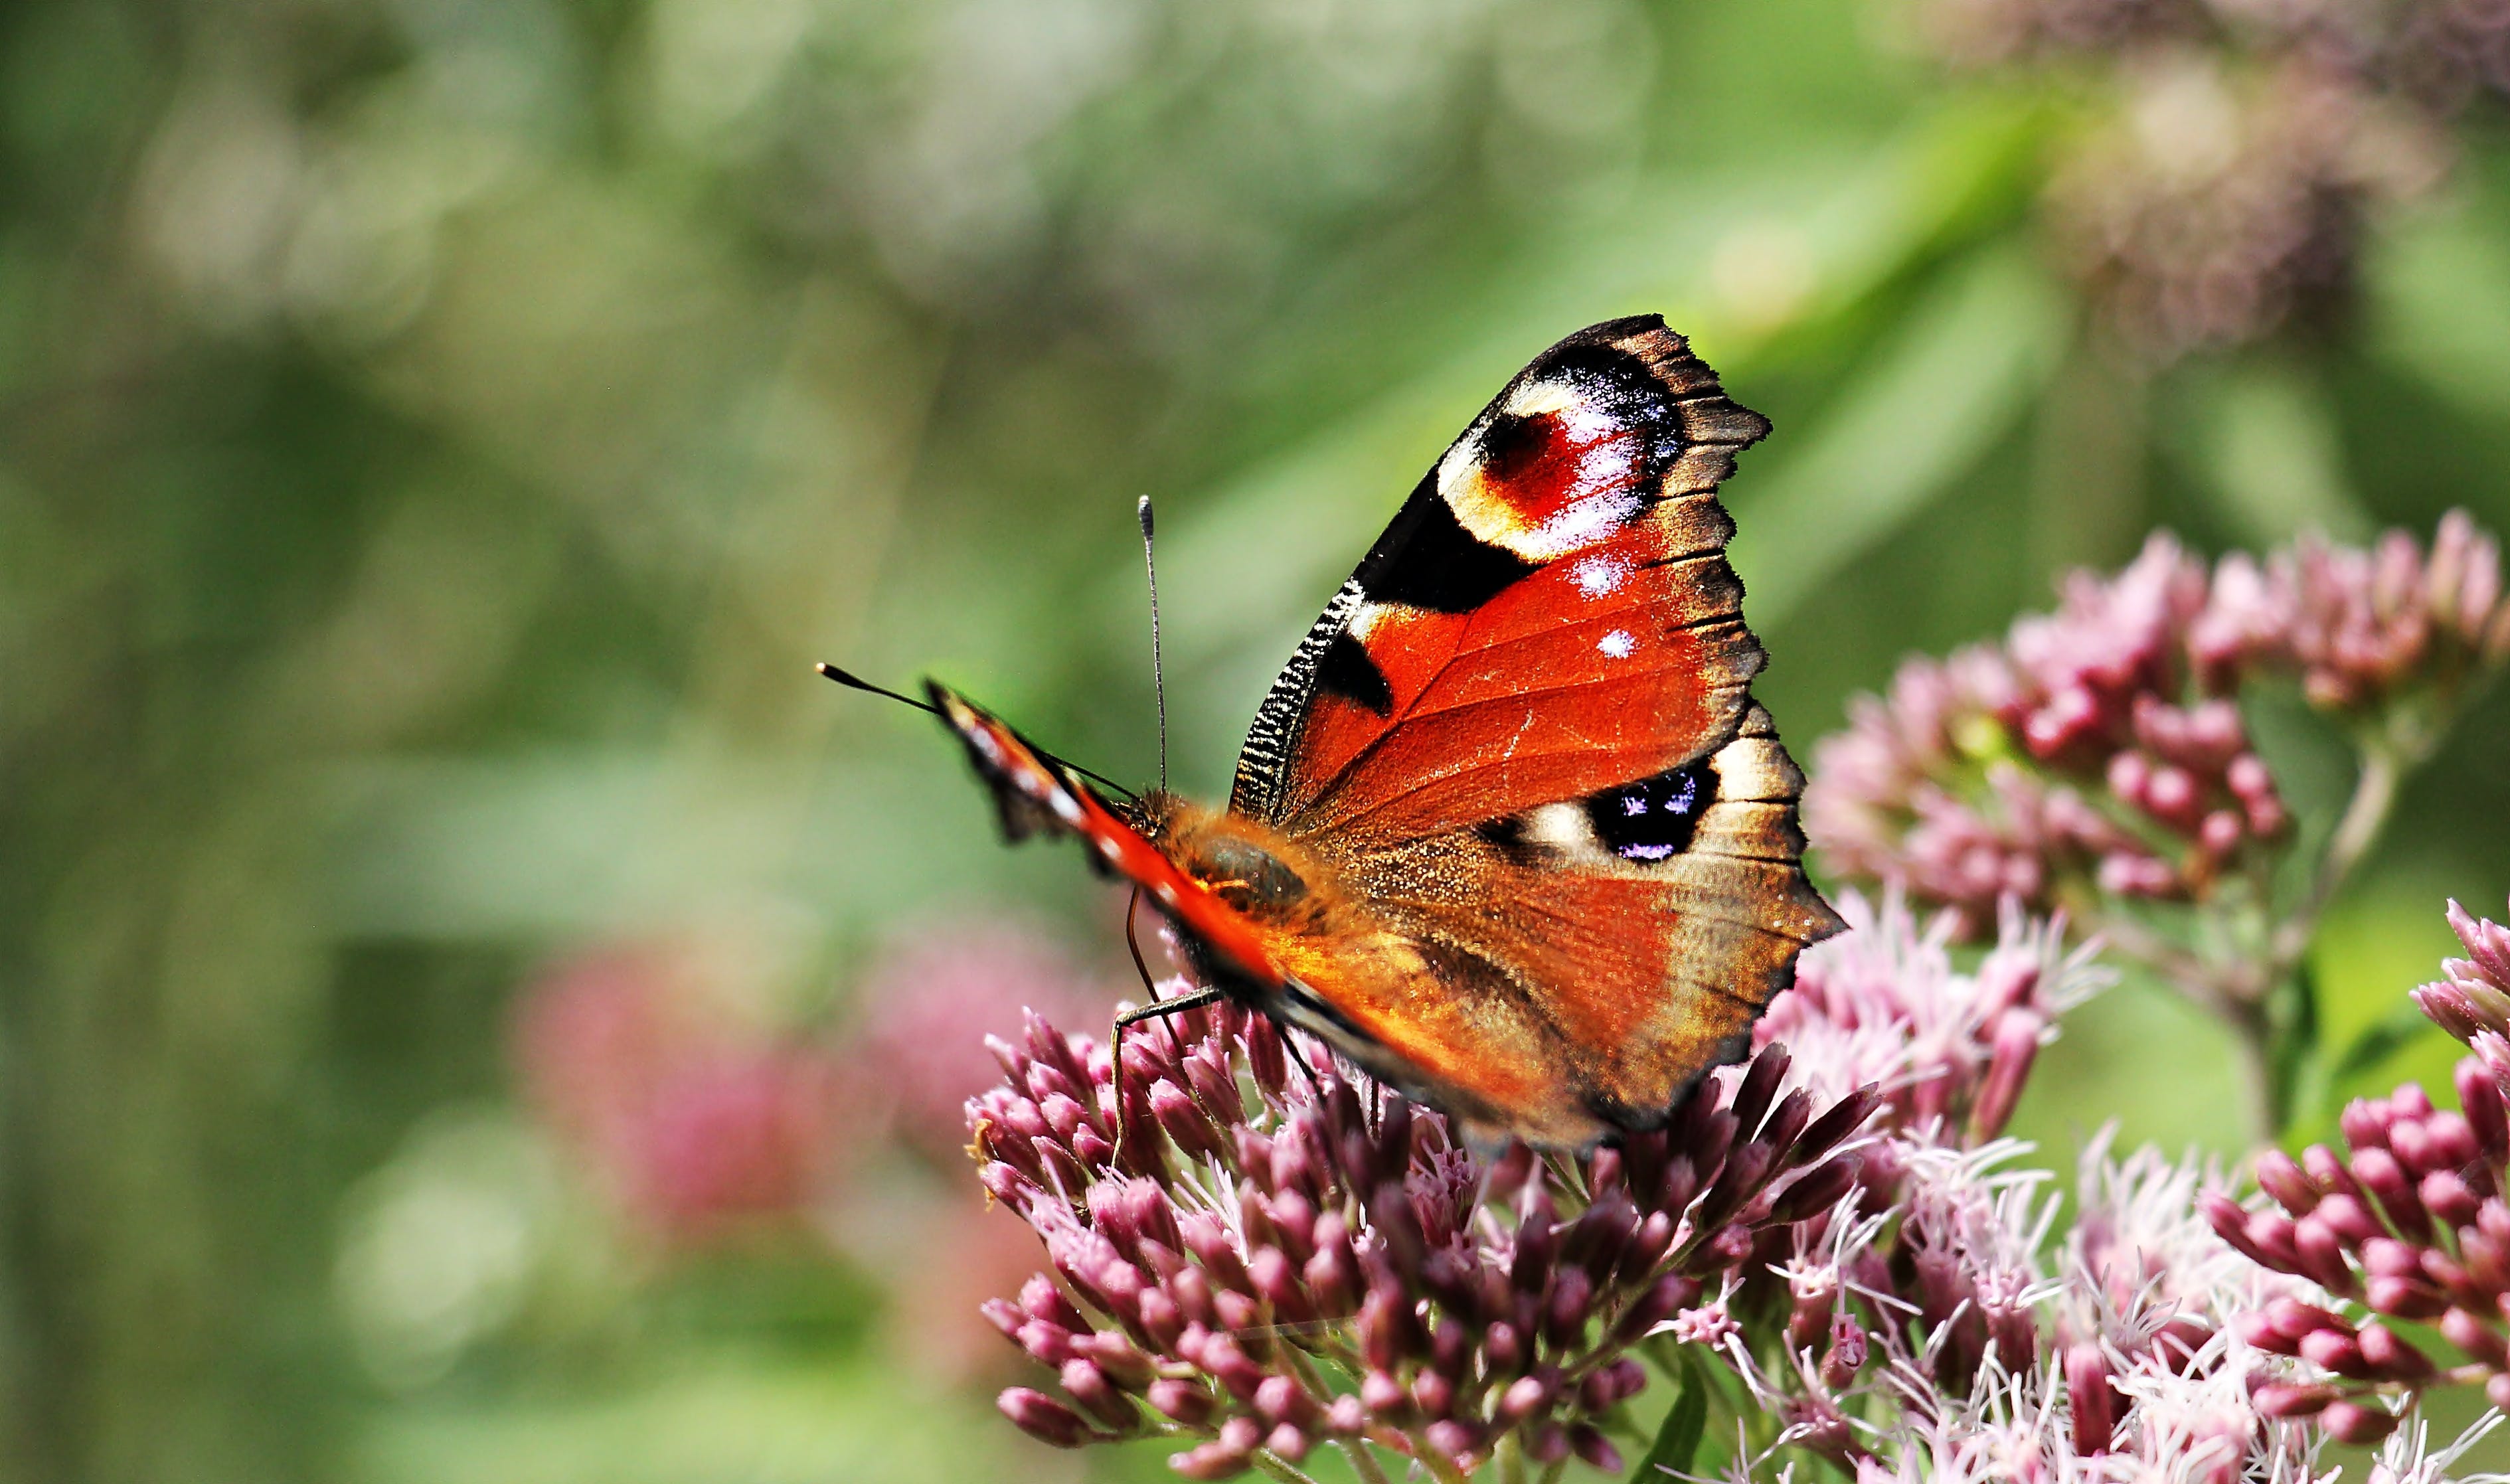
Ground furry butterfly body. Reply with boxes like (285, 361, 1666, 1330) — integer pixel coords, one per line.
(920, 316, 1842, 1147)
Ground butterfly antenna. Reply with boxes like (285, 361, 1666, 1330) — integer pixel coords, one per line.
(816, 662, 942, 716)
(1136, 495, 1168, 793)
(816, 661, 1138, 799)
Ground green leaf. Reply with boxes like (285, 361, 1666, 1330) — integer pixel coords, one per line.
(1720, 240, 2068, 630)
(1629, 1364, 1710, 1483)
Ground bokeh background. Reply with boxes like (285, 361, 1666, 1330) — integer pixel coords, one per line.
(3, 0, 2508, 1479)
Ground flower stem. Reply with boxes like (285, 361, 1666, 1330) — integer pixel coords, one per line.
(1495, 1432, 1529, 1484)
(2272, 744, 2400, 972)
(1338, 1439, 1396, 1484)
(1249, 1451, 1326, 1484)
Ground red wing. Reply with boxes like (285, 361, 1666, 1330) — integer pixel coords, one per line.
(1230, 316, 1770, 849)
(1274, 705, 1846, 1145)
(927, 683, 1282, 988)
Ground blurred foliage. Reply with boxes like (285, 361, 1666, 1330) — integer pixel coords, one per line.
(1, 0, 2507, 1481)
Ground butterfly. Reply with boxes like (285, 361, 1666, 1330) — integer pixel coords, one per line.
(871, 315, 1843, 1148)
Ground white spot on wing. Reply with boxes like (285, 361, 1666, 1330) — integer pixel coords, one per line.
(1598, 629, 1635, 658)
(1572, 554, 1630, 597)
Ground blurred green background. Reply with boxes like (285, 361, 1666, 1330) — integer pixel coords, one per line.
(3, 0, 2508, 1480)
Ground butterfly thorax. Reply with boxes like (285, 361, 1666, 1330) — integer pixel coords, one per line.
(1133, 791, 1330, 926)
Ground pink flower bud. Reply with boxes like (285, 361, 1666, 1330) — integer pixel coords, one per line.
(2423, 1170, 2483, 1230)
(1060, 1357, 1138, 1430)
(2442, 1305, 2509, 1367)
(2458, 1061, 2510, 1162)
(2255, 1149, 2318, 1214)
(2319, 1400, 2400, 1446)
(1972, 1009, 2043, 1139)
(2366, 1276, 2450, 1321)
(2291, 1216, 2357, 1295)
(1569, 1424, 1624, 1473)
(999, 1387, 1096, 1448)
(2358, 1323, 2435, 1380)
(1411, 1366, 1456, 1420)
(1254, 1375, 1315, 1427)
(1148, 1378, 1215, 1425)
(1499, 1372, 1553, 1424)
(2066, 1343, 2119, 1454)
(2250, 1382, 2339, 1418)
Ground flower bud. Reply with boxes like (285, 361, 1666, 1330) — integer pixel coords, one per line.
(2250, 1382, 2339, 1419)
(2341, 1100, 2393, 1153)
(2313, 1193, 2381, 1247)
(2065, 1343, 2118, 1455)
(2254, 1150, 2318, 1215)
(2353, 1148, 2432, 1242)
(2298, 1329, 2369, 1378)
(2423, 1170, 2483, 1231)
(2441, 1305, 2508, 1368)
(2366, 1275, 2450, 1321)
(1971, 1009, 2043, 1139)
(998, 1387, 1095, 1448)
(1060, 1358, 1139, 1430)
(1360, 1368, 1410, 1420)
(1499, 1373, 1553, 1423)
(2318, 1400, 2400, 1447)
(2469, 1054, 2510, 1160)
(1148, 1378, 1214, 1426)
(1545, 1267, 1595, 1348)
(1772, 1157, 1859, 1226)
(1568, 1424, 1624, 1473)
(2357, 1323, 2434, 1381)
(1416, 1422, 1480, 1469)
(1730, 1046, 1790, 1141)
(1412, 1366, 1456, 1420)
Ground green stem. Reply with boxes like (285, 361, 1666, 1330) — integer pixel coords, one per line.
(1249, 1451, 1326, 1484)
(1338, 1439, 1396, 1484)
(1495, 1431, 1529, 1484)
(2272, 744, 2400, 973)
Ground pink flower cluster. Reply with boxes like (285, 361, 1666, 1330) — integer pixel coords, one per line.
(954, 885, 2510, 1482)
(1807, 515, 2508, 932)
(970, 995, 1877, 1478)
(2206, 896, 2510, 1440)
(1623, 898, 2338, 1484)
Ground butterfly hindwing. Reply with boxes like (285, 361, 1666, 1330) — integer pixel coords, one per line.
(1244, 704, 1841, 1144)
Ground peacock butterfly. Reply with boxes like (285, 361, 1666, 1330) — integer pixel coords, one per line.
(848, 315, 1843, 1148)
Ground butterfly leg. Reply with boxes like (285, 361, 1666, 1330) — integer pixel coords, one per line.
(1108, 983, 1229, 1173)
(1280, 1027, 1327, 1104)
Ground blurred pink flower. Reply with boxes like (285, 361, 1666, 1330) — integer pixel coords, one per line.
(847, 919, 1123, 1167)
(512, 941, 847, 1246)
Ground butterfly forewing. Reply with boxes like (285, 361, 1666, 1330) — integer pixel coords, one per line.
(1230, 318, 1769, 845)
